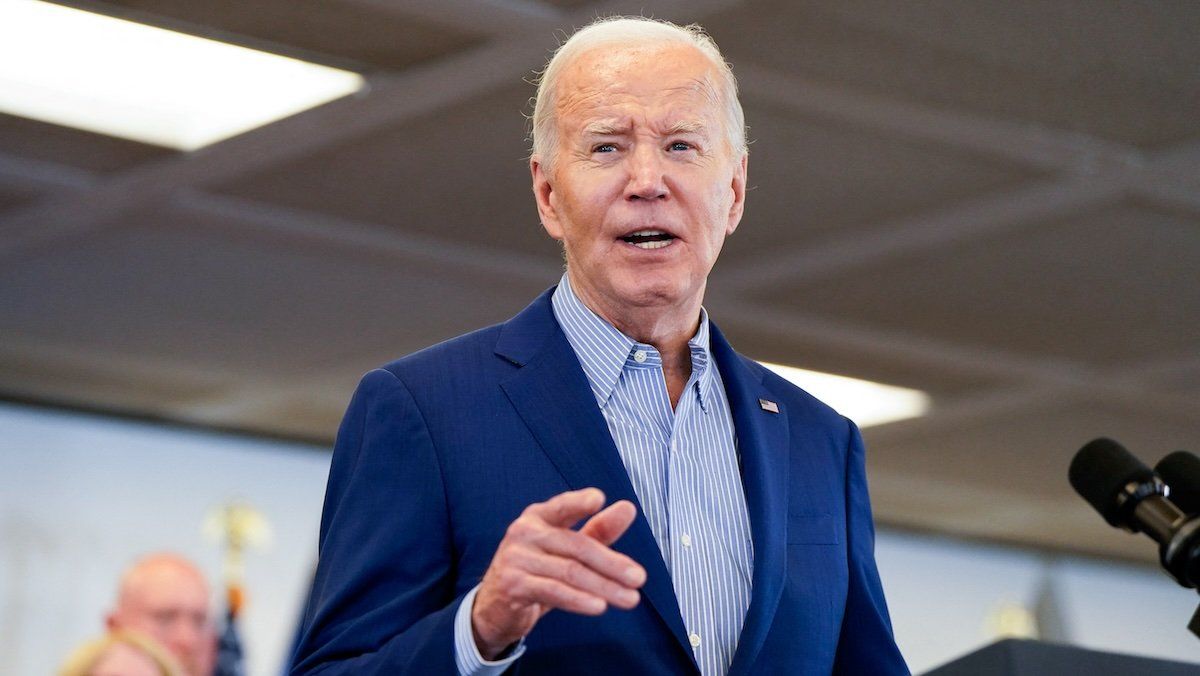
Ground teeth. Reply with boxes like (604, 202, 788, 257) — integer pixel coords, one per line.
(632, 240, 671, 249)
(621, 229, 675, 248)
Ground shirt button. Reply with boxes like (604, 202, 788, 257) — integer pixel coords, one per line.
(680, 533, 692, 548)
(633, 350, 647, 363)
(689, 633, 701, 648)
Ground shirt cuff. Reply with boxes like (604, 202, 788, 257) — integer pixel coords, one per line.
(454, 584, 526, 675)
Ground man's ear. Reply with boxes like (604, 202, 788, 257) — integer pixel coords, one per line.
(531, 157, 564, 240)
(726, 153, 748, 235)
(104, 611, 118, 631)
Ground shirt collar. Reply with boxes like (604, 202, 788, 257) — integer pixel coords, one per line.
(551, 274, 715, 411)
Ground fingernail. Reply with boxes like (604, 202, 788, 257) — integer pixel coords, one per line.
(621, 589, 640, 606)
(625, 566, 644, 586)
(587, 597, 606, 613)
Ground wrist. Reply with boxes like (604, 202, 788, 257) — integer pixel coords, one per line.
(470, 601, 518, 660)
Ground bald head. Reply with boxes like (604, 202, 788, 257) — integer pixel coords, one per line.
(107, 554, 214, 676)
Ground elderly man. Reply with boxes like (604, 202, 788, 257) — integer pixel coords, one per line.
(105, 553, 215, 676)
(292, 16, 907, 675)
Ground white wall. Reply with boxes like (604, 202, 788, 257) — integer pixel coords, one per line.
(2, 401, 1197, 675)
(0, 403, 330, 676)
(876, 531, 1200, 671)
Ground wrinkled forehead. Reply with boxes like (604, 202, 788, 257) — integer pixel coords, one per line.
(554, 44, 724, 125)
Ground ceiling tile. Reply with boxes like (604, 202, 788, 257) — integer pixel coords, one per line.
(868, 396, 1198, 499)
(243, 396, 349, 442)
(746, 201, 1200, 369)
(709, 0, 1200, 150)
(705, 297, 1002, 400)
(540, 0, 596, 8)
(0, 203, 554, 377)
(721, 98, 1035, 266)
(96, 0, 481, 71)
(0, 182, 40, 214)
(866, 393, 1199, 560)
(0, 113, 173, 174)
(213, 84, 561, 262)
(174, 372, 362, 442)
(1155, 363, 1200, 398)
(1, 0, 1196, 561)
(0, 341, 230, 414)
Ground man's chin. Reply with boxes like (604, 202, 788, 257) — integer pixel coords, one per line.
(615, 277, 701, 309)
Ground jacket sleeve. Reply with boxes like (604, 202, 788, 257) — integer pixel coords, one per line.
(832, 420, 910, 675)
(290, 368, 462, 674)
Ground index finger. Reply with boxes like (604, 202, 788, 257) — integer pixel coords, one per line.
(525, 488, 606, 528)
(579, 500, 637, 547)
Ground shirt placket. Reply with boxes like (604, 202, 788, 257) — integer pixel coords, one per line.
(665, 369, 721, 673)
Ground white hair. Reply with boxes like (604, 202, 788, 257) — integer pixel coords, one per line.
(530, 16, 747, 171)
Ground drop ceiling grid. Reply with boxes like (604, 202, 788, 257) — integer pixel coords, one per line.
(865, 393, 1200, 560)
(709, 0, 1200, 149)
(703, 302, 1010, 400)
(0, 183, 39, 215)
(80, 0, 484, 71)
(209, 83, 555, 260)
(0, 113, 174, 175)
(0, 207, 552, 375)
(0, 334, 234, 411)
(719, 95, 1042, 267)
(0, 0, 1195, 562)
(739, 200, 1200, 371)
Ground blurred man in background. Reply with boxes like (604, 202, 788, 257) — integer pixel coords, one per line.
(106, 553, 216, 676)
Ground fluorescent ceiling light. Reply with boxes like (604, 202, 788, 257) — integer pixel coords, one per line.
(758, 362, 930, 428)
(0, 0, 364, 151)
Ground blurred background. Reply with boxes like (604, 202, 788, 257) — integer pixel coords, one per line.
(1, 0, 1197, 674)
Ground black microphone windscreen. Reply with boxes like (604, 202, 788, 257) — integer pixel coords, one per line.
(1069, 438, 1155, 527)
(1155, 451, 1200, 515)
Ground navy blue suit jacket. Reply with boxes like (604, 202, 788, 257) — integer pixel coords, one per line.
(291, 289, 908, 674)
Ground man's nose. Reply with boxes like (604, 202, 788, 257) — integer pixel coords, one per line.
(625, 146, 668, 201)
(167, 619, 202, 649)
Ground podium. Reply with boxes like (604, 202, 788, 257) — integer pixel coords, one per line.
(923, 638, 1200, 675)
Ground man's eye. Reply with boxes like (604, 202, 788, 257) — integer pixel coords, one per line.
(592, 143, 617, 153)
(668, 141, 692, 151)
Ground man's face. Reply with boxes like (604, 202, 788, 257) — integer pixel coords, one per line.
(532, 43, 747, 321)
(108, 563, 213, 676)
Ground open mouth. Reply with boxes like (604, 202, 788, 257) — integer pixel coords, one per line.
(619, 229, 676, 250)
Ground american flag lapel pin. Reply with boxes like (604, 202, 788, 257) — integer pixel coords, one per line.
(758, 398, 779, 413)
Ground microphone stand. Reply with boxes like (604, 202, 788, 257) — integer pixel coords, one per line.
(1143, 503, 1200, 640)
(1070, 439, 1200, 641)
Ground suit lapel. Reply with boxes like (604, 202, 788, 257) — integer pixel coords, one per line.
(710, 324, 791, 676)
(495, 291, 696, 666)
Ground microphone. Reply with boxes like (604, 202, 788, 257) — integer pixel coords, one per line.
(1156, 451, 1200, 517)
(1069, 438, 1200, 587)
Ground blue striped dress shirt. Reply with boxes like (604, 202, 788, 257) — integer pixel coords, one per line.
(455, 276, 754, 675)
